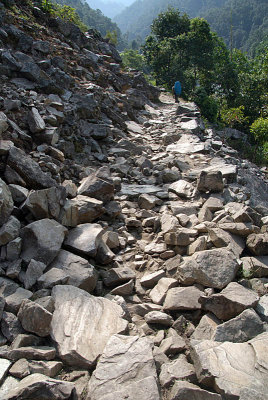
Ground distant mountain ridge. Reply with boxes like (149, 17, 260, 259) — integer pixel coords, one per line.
(85, 0, 134, 18)
(113, 0, 267, 54)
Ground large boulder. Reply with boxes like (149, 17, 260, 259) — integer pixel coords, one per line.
(63, 223, 104, 258)
(87, 335, 160, 400)
(22, 187, 66, 220)
(191, 332, 268, 398)
(176, 248, 239, 289)
(50, 286, 128, 368)
(200, 282, 259, 320)
(59, 195, 105, 227)
(77, 174, 114, 203)
(48, 250, 98, 292)
(20, 219, 67, 265)
(7, 147, 57, 189)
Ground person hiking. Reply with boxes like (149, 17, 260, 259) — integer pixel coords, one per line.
(172, 81, 181, 103)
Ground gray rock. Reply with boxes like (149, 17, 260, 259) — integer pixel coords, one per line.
(9, 358, 30, 379)
(78, 174, 114, 203)
(27, 107, 46, 133)
(176, 248, 239, 289)
(5, 373, 78, 400)
(163, 286, 203, 311)
(48, 249, 98, 292)
(87, 335, 160, 400)
(169, 179, 195, 199)
(0, 358, 12, 385)
(5, 288, 32, 314)
(20, 219, 67, 265)
(0, 178, 14, 227)
(159, 354, 196, 388)
(7, 147, 57, 189)
(0, 216, 20, 246)
(208, 227, 245, 257)
(102, 266, 136, 287)
(24, 259, 47, 290)
(256, 294, 268, 322)
(37, 268, 69, 289)
(140, 270, 166, 288)
(6, 237, 22, 261)
(191, 332, 268, 398)
(18, 299, 52, 337)
(213, 308, 264, 342)
(50, 285, 127, 368)
(28, 360, 63, 378)
(149, 278, 177, 305)
(200, 282, 259, 320)
(8, 184, 29, 204)
(241, 256, 268, 278)
(60, 195, 105, 227)
(64, 223, 103, 258)
(168, 381, 222, 400)
(1, 311, 24, 342)
(23, 187, 66, 220)
(197, 170, 224, 193)
(0, 346, 56, 362)
(145, 311, 174, 327)
(247, 233, 268, 256)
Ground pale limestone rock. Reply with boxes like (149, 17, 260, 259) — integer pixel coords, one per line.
(50, 285, 127, 368)
(191, 332, 268, 398)
(144, 311, 174, 327)
(168, 381, 222, 400)
(149, 277, 177, 305)
(5, 373, 77, 400)
(159, 354, 196, 387)
(87, 334, 160, 400)
(163, 286, 203, 311)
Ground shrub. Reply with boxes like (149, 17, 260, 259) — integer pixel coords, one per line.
(221, 105, 249, 131)
(250, 117, 268, 145)
(192, 87, 219, 122)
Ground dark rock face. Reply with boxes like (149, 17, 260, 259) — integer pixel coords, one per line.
(0, 2, 267, 399)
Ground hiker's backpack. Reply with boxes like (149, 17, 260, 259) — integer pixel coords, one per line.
(174, 81, 181, 95)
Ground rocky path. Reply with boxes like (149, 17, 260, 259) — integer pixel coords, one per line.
(0, 2, 268, 399)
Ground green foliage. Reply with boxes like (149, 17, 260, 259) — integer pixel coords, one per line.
(192, 87, 219, 122)
(121, 49, 146, 72)
(221, 105, 249, 131)
(105, 30, 118, 46)
(250, 118, 268, 145)
(41, 0, 54, 13)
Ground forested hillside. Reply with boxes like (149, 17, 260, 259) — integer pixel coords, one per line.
(113, 0, 268, 54)
(201, 0, 268, 56)
(113, 0, 228, 42)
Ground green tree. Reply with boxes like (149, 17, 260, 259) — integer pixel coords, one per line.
(121, 49, 146, 71)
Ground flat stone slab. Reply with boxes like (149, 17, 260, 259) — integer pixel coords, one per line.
(87, 334, 160, 400)
(120, 184, 161, 198)
(50, 285, 127, 368)
(167, 134, 205, 154)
